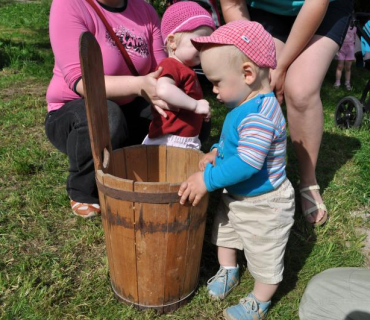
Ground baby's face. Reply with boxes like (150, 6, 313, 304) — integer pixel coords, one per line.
(174, 26, 213, 67)
(200, 46, 251, 109)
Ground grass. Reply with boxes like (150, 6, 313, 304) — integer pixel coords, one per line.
(1, 1, 370, 319)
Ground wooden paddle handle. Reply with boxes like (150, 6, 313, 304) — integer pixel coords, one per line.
(79, 31, 112, 173)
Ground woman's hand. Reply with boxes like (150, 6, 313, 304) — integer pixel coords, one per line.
(199, 148, 217, 171)
(270, 66, 287, 105)
(139, 68, 180, 118)
(139, 67, 166, 108)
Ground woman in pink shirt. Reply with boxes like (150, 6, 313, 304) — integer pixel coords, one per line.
(45, 0, 167, 218)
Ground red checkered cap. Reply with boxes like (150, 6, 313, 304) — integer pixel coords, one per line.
(192, 20, 277, 69)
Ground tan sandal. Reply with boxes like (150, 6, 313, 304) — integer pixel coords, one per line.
(70, 200, 100, 219)
(299, 185, 328, 227)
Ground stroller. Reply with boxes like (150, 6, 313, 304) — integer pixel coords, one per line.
(334, 13, 370, 128)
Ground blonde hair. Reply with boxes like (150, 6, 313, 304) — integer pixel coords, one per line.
(201, 44, 269, 78)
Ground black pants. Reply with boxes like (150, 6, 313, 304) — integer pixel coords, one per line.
(45, 98, 211, 204)
(45, 98, 151, 203)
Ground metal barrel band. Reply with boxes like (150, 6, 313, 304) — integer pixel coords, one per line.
(96, 178, 180, 203)
(111, 281, 196, 308)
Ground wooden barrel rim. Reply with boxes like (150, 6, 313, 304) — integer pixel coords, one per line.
(96, 178, 180, 204)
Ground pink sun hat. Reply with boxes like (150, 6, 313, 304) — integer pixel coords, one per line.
(161, 2, 216, 44)
(192, 20, 277, 69)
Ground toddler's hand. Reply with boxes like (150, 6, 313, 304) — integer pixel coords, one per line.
(199, 148, 217, 171)
(194, 99, 211, 121)
(178, 171, 207, 206)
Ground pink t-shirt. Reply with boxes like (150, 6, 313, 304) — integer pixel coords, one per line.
(343, 26, 357, 45)
(46, 0, 166, 112)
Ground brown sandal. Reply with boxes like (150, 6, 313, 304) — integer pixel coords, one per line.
(70, 200, 100, 219)
(299, 185, 328, 227)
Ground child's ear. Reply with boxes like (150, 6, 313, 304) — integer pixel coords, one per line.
(242, 62, 257, 85)
(167, 34, 177, 50)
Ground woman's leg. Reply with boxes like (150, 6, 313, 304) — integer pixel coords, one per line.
(282, 35, 339, 224)
(45, 99, 128, 204)
(335, 60, 344, 85)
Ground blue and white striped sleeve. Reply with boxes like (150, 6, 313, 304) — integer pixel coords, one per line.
(203, 114, 275, 192)
(237, 114, 275, 170)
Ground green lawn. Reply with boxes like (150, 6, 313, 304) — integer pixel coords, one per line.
(1, 1, 370, 319)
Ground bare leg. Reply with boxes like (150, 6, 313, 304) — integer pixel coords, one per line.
(253, 281, 279, 302)
(218, 246, 237, 267)
(335, 60, 344, 84)
(275, 35, 339, 224)
(344, 60, 353, 84)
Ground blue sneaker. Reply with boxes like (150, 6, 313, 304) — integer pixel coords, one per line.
(223, 293, 271, 320)
(207, 266, 239, 299)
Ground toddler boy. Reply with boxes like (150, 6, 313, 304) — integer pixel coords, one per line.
(178, 20, 295, 320)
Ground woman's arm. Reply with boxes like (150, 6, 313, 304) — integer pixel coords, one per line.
(75, 70, 164, 105)
(219, 0, 250, 22)
(277, 0, 329, 71)
(50, 0, 167, 108)
(219, 0, 329, 69)
(271, 0, 330, 102)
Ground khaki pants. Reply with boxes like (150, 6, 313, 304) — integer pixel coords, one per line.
(212, 179, 295, 284)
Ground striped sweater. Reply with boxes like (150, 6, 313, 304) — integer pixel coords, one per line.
(204, 92, 287, 196)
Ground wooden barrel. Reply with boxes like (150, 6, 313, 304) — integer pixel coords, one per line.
(96, 145, 209, 313)
(79, 32, 208, 313)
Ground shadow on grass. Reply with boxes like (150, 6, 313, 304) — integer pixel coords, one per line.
(347, 311, 370, 319)
(276, 131, 361, 304)
(0, 38, 51, 70)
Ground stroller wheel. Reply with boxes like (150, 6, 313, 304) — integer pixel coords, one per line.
(334, 96, 364, 128)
